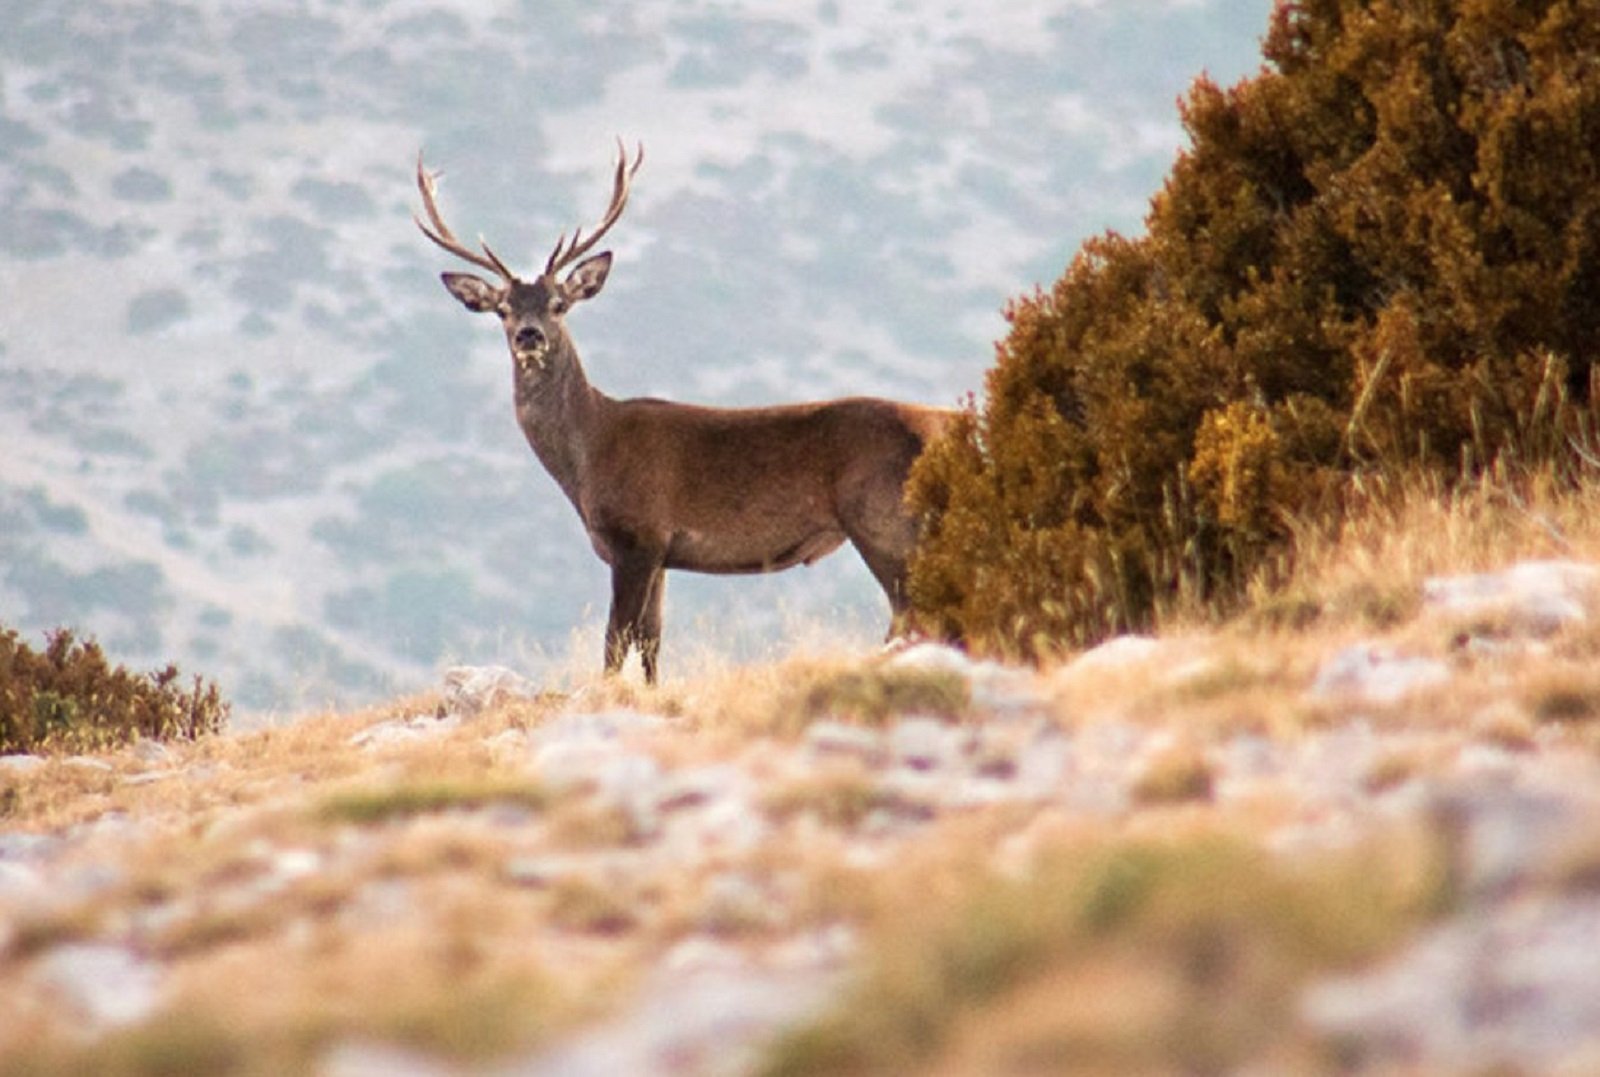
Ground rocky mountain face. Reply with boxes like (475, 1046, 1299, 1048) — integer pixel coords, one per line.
(0, 0, 1270, 714)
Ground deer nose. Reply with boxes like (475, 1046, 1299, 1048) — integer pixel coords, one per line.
(514, 325, 547, 352)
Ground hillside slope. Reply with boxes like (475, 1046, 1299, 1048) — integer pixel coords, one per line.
(5, 478, 1600, 1074)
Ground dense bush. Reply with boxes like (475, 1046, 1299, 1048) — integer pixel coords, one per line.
(0, 627, 228, 755)
(908, 0, 1600, 655)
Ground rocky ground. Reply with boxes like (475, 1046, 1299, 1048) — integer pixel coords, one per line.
(5, 558, 1600, 1074)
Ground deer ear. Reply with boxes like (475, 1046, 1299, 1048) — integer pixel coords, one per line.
(441, 272, 501, 313)
(562, 252, 613, 304)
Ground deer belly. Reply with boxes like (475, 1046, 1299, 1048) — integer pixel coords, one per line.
(666, 526, 847, 575)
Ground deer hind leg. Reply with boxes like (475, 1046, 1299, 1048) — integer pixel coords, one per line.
(850, 540, 911, 623)
(605, 550, 667, 683)
(840, 477, 921, 638)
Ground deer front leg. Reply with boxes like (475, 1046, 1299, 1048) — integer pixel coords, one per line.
(605, 548, 667, 683)
(637, 569, 666, 684)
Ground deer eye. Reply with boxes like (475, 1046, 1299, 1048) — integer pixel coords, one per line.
(549, 297, 569, 316)
(495, 301, 512, 318)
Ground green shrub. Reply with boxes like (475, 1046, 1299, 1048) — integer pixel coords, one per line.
(908, 0, 1600, 656)
(0, 627, 228, 754)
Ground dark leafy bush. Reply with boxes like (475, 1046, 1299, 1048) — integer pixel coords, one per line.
(908, 0, 1600, 656)
(0, 627, 228, 754)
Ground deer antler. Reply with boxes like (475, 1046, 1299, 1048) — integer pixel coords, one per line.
(414, 153, 518, 283)
(545, 138, 644, 277)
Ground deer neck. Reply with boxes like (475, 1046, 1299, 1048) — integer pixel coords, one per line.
(512, 338, 607, 512)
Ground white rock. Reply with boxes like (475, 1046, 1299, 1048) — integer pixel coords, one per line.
(663, 935, 745, 974)
(131, 738, 174, 764)
(698, 872, 780, 932)
(0, 832, 59, 860)
(769, 924, 858, 970)
(885, 643, 1041, 714)
(1308, 643, 1451, 703)
(1304, 895, 1600, 1072)
(1062, 635, 1164, 674)
(888, 716, 960, 771)
(1423, 559, 1598, 636)
(660, 787, 769, 859)
(123, 769, 181, 786)
(652, 764, 740, 814)
(272, 848, 324, 882)
(0, 754, 44, 773)
(534, 742, 660, 799)
(33, 943, 165, 1028)
(1431, 785, 1600, 899)
(514, 956, 839, 1077)
(441, 665, 539, 718)
(64, 757, 114, 773)
(1009, 728, 1075, 798)
(349, 713, 460, 748)
(530, 709, 669, 745)
(884, 641, 977, 678)
(0, 859, 46, 901)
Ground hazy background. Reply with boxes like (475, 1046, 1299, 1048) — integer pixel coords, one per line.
(1, 0, 1272, 716)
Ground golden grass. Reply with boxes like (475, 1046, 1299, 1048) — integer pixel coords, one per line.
(1222, 468, 1600, 637)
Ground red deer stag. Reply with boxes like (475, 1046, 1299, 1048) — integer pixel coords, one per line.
(415, 143, 955, 683)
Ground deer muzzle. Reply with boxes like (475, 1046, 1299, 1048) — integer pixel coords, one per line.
(513, 325, 549, 368)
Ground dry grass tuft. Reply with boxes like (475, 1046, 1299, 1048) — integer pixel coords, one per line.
(546, 875, 642, 936)
(657, 651, 969, 738)
(1225, 469, 1600, 639)
(1132, 749, 1215, 806)
(760, 829, 1448, 1077)
(316, 778, 549, 825)
(763, 765, 895, 829)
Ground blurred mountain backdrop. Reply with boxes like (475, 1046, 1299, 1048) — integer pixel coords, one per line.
(0, 0, 1271, 715)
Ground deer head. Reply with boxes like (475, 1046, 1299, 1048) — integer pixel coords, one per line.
(415, 141, 643, 371)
